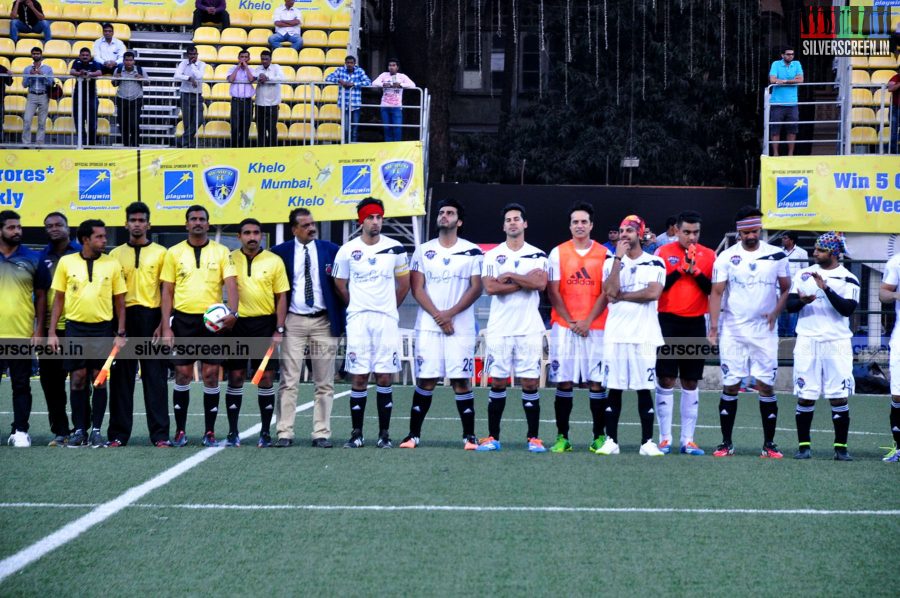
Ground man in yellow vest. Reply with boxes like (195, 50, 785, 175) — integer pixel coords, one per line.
(547, 202, 611, 453)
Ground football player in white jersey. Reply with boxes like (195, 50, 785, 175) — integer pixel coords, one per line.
(786, 232, 859, 461)
(597, 215, 666, 457)
(708, 207, 790, 459)
(879, 253, 900, 462)
(401, 199, 483, 450)
(477, 203, 549, 453)
(333, 198, 410, 449)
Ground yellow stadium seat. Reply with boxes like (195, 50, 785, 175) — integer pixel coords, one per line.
(251, 12, 274, 26)
(213, 64, 233, 80)
(113, 23, 131, 42)
(53, 116, 76, 135)
(207, 102, 231, 119)
(15, 39, 42, 55)
(193, 27, 220, 45)
(62, 80, 75, 96)
(217, 46, 241, 64)
(171, 9, 193, 26)
(2, 115, 24, 134)
(195, 45, 217, 63)
(324, 49, 346, 66)
(42, 40, 71, 58)
(277, 103, 291, 121)
(175, 121, 184, 137)
(203, 64, 215, 80)
(89, 6, 117, 21)
(317, 103, 341, 122)
(75, 23, 102, 41)
(96, 117, 110, 136)
(63, 5, 90, 21)
(290, 104, 317, 121)
(280, 84, 295, 102)
(293, 84, 321, 102)
(143, 8, 170, 24)
(276, 122, 288, 137)
(210, 83, 231, 100)
(288, 122, 314, 142)
(247, 28, 272, 46)
(299, 48, 325, 66)
(7, 76, 25, 95)
(4, 96, 26, 114)
(875, 108, 890, 125)
(320, 85, 338, 103)
(316, 122, 341, 142)
(871, 70, 895, 85)
(330, 12, 352, 29)
(297, 66, 323, 82)
(851, 126, 878, 145)
(199, 120, 230, 139)
(0, 57, 8, 70)
(201, 83, 211, 97)
(872, 89, 891, 109)
(46, 99, 59, 114)
(851, 70, 870, 85)
(849, 56, 868, 69)
(229, 10, 253, 28)
(323, 66, 337, 78)
(96, 79, 115, 97)
(851, 88, 872, 107)
(50, 21, 76, 39)
(220, 28, 247, 45)
(303, 12, 330, 29)
(272, 48, 298, 64)
(115, 6, 143, 24)
(98, 98, 115, 116)
(280, 66, 295, 80)
(43, 58, 66, 72)
(57, 97, 73, 113)
(868, 56, 898, 69)
(0, 38, 14, 56)
(39, 3, 60, 19)
(248, 47, 265, 64)
(327, 30, 349, 48)
(11, 57, 32, 73)
(0, 19, 8, 37)
(302, 30, 328, 48)
(851, 107, 877, 126)
(248, 121, 258, 140)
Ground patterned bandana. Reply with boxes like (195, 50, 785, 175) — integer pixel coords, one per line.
(619, 215, 646, 238)
(735, 216, 762, 231)
(815, 231, 847, 257)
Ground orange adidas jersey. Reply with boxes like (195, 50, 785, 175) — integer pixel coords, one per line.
(550, 240, 609, 330)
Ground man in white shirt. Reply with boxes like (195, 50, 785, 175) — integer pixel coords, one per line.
(654, 216, 678, 246)
(879, 254, 900, 463)
(333, 198, 410, 449)
(477, 203, 549, 453)
(173, 45, 206, 148)
(786, 232, 858, 461)
(253, 50, 284, 147)
(709, 206, 791, 459)
(777, 231, 809, 337)
(596, 215, 666, 457)
(371, 58, 416, 142)
(400, 199, 483, 450)
(93, 22, 126, 75)
(268, 0, 303, 52)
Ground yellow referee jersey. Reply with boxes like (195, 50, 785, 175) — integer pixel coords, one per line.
(51, 253, 127, 323)
(231, 249, 290, 317)
(160, 240, 237, 314)
(109, 241, 166, 309)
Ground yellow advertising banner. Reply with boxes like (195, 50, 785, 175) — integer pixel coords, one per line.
(45, 0, 114, 8)
(0, 142, 424, 226)
(760, 155, 900, 234)
(115, 0, 352, 19)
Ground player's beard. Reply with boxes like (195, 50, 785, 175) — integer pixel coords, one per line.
(1, 233, 21, 247)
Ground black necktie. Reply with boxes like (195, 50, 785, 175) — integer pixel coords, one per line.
(304, 245, 314, 307)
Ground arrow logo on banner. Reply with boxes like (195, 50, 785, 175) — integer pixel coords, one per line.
(779, 178, 807, 202)
(169, 172, 192, 193)
(81, 171, 109, 195)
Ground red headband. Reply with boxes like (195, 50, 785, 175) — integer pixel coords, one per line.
(619, 215, 645, 238)
(357, 203, 384, 224)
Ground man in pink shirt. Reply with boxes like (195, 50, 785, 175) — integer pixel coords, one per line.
(371, 59, 415, 142)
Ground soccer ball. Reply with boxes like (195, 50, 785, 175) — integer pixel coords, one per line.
(797, 273, 821, 298)
(203, 303, 230, 332)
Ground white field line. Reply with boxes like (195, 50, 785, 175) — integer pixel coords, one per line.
(0, 389, 357, 585)
(0, 502, 896, 517)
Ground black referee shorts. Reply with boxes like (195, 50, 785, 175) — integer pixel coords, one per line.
(225, 314, 277, 372)
(655, 312, 708, 382)
(171, 310, 223, 366)
(63, 320, 115, 372)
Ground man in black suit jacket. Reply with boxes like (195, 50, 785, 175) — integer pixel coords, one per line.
(270, 208, 345, 447)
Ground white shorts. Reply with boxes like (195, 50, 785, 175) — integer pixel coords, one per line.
(602, 342, 658, 390)
(414, 329, 477, 380)
(548, 323, 604, 384)
(719, 330, 779, 386)
(892, 335, 900, 396)
(485, 333, 543, 380)
(345, 312, 401, 375)
(793, 336, 854, 400)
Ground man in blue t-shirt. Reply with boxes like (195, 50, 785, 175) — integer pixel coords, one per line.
(768, 46, 804, 156)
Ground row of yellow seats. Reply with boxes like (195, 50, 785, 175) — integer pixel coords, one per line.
(194, 27, 348, 48)
(194, 45, 347, 67)
(177, 120, 343, 142)
(850, 107, 892, 126)
(2, 114, 112, 136)
(4, 96, 116, 117)
(851, 69, 897, 86)
(204, 101, 343, 122)
(0, 37, 132, 60)
(204, 81, 341, 103)
(201, 64, 339, 84)
(195, 10, 351, 31)
(851, 88, 893, 107)
(850, 126, 890, 146)
(0, 21, 130, 41)
(849, 55, 900, 70)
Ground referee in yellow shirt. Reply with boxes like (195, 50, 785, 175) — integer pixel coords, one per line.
(224, 218, 289, 447)
(109, 202, 170, 447)
(160, 205, 238, 447)
(48, 219, 127, 448)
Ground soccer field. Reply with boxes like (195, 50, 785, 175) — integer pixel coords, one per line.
(1, 381, 897, 595)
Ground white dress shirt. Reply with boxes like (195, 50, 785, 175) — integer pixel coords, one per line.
(253, 63, 285, 106)
(273, 5, 302, 36)
(93, 37, 127, 65)
(290, 238, 325, 314)
(174, 59, 206, 94)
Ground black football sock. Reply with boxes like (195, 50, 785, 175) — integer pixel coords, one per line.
(795, 404, 815, 446)
(257, 386, 275, 435)
(349, 389, 367, 431)
(831, 403, 850, 447)
(376, 385, 393, 434)
(759, 394, 778, 444)
(173, 383, 190, 432)
(408, 386, 433, 437)
(202, 386, 219, 434)
(589, 389, 608, 438)
(225, 386, 243, 435)
(522, 390, 540, 439)
(455, 390, 475, 437)
(487, 388, 506, 439)
(554, 389, 573, 437)
(637, 389, 654, 444)
(605, 389, 622, 444)
(70, 388, 88, 431)
(719, 393, 739, 444)
(90, 386, 107, 430)
(891, 399, 900, 445)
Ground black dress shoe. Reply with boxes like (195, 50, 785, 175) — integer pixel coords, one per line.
(311, 437, 333, 448)
(274, 438, 294, 448)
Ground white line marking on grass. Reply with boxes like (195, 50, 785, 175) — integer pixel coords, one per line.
(0, 503, 896, 517)
(0, 389, 356, 585)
